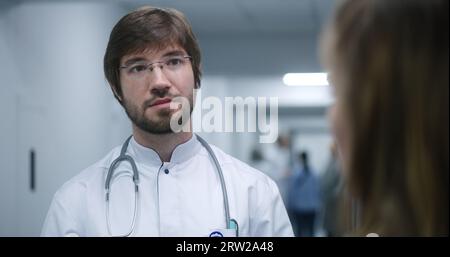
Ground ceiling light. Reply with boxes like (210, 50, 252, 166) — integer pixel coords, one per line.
(283, 73, 328, 86)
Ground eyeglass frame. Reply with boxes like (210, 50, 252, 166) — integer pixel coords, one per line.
(118, 55, 193, 78)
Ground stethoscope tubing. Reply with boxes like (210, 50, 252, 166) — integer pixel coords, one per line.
(104, 134, 232, 236)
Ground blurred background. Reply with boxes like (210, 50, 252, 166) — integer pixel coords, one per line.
(0, 0, 340, 236)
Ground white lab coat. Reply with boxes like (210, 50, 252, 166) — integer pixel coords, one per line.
(41, 135, 294, 237)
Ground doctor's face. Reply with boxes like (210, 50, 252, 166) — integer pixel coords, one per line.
(119, 45, 195, 134)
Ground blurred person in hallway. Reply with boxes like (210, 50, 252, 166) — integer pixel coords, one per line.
(250, 147, 274, 180)
(321, 0, 448, 236)
(286, 151, 321, 237)
(264, 134, 293, 203)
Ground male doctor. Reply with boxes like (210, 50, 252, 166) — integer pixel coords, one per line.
(41, 6, 293, 237)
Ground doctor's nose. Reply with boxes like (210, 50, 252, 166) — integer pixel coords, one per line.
(148, 67, 171, 96)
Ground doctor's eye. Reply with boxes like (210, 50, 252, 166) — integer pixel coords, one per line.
(128, 64, 148, 74)
(165, 57, 183, 67)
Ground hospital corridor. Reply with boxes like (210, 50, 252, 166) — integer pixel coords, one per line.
(0, 0, 447, 237)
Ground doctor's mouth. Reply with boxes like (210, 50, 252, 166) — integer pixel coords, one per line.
(148, 98, 173, 109)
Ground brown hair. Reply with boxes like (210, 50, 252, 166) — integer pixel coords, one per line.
(104, 6, 202, 104)
(321, 0, 448, 236)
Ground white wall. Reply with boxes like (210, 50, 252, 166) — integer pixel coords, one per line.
(0, 6, 21, 235)
(0, 2, 128, 236)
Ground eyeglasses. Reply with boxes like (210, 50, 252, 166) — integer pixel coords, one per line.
(120, 55, 192, 80)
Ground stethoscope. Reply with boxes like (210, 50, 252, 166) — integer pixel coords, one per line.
(104, 135, 238, 237)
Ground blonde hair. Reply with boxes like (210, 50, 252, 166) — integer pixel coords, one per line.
(321, 0, 448, 236)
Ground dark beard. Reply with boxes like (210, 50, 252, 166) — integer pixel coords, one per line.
(123, 97, 193, 134)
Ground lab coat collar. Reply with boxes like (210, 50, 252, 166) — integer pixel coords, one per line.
(128, 134, 201, 167)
